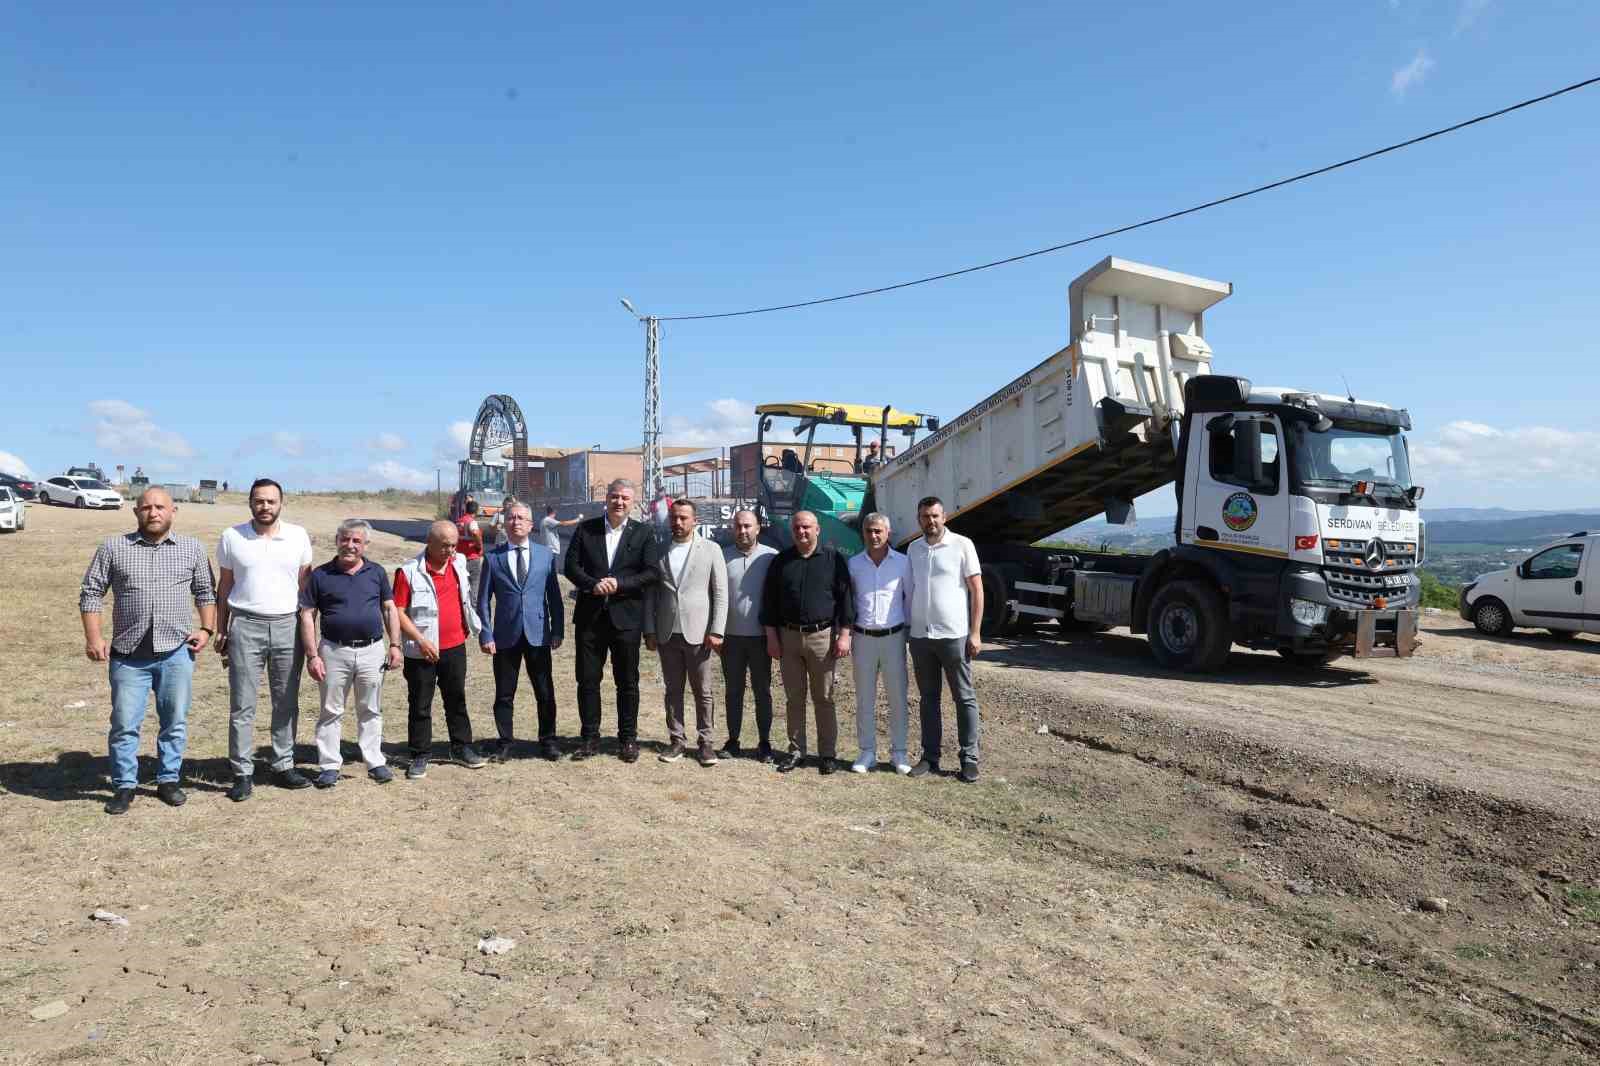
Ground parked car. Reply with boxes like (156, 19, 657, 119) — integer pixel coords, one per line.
(0, 472, 37, 500)
(37, 475, 124, 509)
(0, 486, 24, 531)
(1460, 531, 1599, 639)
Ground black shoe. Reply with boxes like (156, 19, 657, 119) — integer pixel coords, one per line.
(959, 761, 979, 783)
(407, 755, 429, 780)
(775, 751, 803, 773)
(755, 741, 774, 764)
(228, 776, 253, 802)
(619, 740, 641, 764)
(452, 744, 487, 769)
(570, 737, 601, 761)
(275, 768, 312, 790)
(105, 788, 135, 815)
(539, 739, 560, 761)
(908, 759, 937, 779)
(156, 782, 187, 807)
(488, 740, 513, 764)
(818, 758, 837, 776)
(716, 739, 741, 761)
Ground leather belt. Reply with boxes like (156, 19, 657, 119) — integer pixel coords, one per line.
(330, 636, 381, 648)
(851, 623, 905, 637)
(784, 621, 833, 634)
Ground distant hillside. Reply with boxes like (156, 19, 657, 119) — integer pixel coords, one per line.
(1426, 513, 1598, 545)
(1425, 507, 1600, 522)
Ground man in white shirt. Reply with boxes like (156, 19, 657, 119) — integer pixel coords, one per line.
(904, 496, 984, 783)
(846, 513, 912, 774)
(214, 478, 315, 801)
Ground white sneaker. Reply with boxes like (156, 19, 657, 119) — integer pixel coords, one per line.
(850, 756, 874, 774)
(893, 761, 913, 775)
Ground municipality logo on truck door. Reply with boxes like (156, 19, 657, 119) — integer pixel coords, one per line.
(1222, 492, 1258, 532)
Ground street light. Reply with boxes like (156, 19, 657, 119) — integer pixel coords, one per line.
(620, 297, 661, 502)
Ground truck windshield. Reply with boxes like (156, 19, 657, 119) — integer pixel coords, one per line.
(1290, 424, 1413, 499)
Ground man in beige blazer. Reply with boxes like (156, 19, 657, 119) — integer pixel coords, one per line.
(644, 499, 729, 766)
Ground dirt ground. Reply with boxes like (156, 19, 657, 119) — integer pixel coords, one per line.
(2, 496, 1597, 1065)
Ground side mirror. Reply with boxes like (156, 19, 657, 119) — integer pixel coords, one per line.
(1310, 415, 1333, 433)
(1405, 485, 1425, 503)
(925, 416, 941, 432)
(1516, 561, 1528, 579)
(1205, 413, 1236, 433)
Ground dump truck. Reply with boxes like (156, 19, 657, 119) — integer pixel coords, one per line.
(868, 256, 1424, 670)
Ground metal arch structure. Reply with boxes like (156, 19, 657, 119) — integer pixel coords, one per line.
(468, 394, 528, 462)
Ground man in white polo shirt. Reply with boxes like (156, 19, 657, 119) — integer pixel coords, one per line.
(847, 512, 912, 775)
(214, 478, 315, 802)
(905, 495, 984, 783)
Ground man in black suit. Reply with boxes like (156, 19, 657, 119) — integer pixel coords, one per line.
(563, 478, 661, 762)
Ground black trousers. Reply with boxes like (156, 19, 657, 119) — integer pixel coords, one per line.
(721, 634, 772, 746)
(405, 644, 473, 755)
(491, 639, 558, 741)
(574, 614, 642, 741)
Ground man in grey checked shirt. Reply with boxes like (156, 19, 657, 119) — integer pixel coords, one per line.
(80, 487, 217, 815)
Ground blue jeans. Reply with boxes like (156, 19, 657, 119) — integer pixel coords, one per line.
(108, 645, 195, 789)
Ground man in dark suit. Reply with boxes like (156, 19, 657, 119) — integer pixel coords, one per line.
(563, 478, 661, 762)
(477, 501, 564, 762)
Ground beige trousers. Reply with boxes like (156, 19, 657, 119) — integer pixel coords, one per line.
(779, 627, 837, 758)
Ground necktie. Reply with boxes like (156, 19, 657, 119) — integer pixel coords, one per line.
(515, 546, 526, 585)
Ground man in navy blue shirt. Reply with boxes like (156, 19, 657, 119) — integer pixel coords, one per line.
(298, 519, 402, 787)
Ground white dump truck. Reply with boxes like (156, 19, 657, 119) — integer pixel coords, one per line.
(870, 257, 1425, 670)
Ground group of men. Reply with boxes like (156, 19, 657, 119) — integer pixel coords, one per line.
(78, 475, 984, 816)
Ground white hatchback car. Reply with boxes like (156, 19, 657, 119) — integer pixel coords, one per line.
(0, 486, 25, 531)
(37, 476, 124, 509)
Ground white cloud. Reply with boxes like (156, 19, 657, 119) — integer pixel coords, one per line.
(368, 460, 433, 490)
(1390, 49, 1434, 96)
(0, 450, 34, 478)
(88, 399, 196, 458)
(370, 432, 408, 453)
(433, 420, 476, 463)
(664, 397, 750, 448)
(1410, 421, 1600, 485)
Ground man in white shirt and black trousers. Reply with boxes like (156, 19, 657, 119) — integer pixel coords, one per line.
(905, 496, 984, 783)
(846, 512, 912, 774)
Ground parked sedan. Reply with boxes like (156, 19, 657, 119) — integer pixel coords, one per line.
(37, 476, 123, 509)
(0, 486, 25, 531)
(0, 473, 38, 500)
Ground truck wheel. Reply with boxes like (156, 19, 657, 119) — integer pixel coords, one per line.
(1472, 598, 1512, 637)
(980, 566, 1015, 639)
(1147, 580, 1231, 672)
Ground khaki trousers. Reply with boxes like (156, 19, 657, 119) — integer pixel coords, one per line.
(779, 627, 837, 758)
(658, 634, 716, 746)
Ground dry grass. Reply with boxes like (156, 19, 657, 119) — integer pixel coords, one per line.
(0, 500, 1589, 1064)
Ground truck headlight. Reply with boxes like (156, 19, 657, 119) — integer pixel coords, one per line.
(1290, 598, 1329, 627)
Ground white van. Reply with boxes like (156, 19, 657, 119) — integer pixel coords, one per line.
(1460, 531, 1599, 638)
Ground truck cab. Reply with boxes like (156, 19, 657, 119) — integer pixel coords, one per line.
(1164, 375, 1424, 665)
(1460, 532, 1600, 639)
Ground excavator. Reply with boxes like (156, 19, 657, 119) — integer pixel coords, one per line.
(752, 402, 938, 552)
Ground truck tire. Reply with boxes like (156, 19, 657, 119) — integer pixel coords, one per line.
(980, 566, 1017, 639)
(1472, 597, 1512, 637)
(1147, 579, 1231, 673)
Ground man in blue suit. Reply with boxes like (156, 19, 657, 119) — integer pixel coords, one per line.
(477, 501, 564, 761)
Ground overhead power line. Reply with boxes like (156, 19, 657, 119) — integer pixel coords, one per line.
(657, 75, 1600, 322)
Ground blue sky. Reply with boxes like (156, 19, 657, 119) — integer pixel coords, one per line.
(3, 0, 1597, 511)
